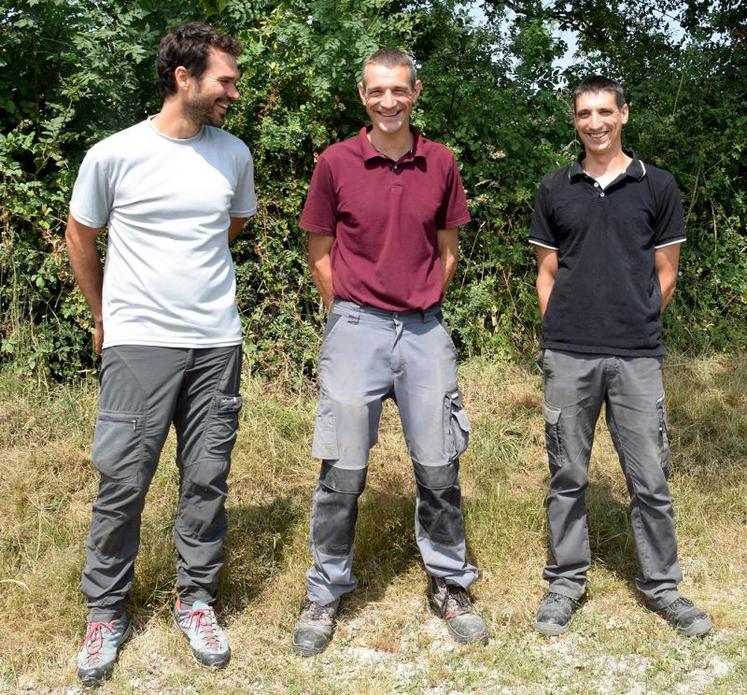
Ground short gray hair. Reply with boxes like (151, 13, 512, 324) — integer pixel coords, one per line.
(360, 48, 417, 89)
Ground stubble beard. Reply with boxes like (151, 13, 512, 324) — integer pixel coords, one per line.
(184, 88, 225, 128)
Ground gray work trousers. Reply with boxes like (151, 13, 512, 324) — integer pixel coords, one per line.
(540, 348, 682, 609)
(82, 345, 243, 621)
(306, 301, 479, 605)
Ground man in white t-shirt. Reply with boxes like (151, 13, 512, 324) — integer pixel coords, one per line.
(65, 22, 256, 684)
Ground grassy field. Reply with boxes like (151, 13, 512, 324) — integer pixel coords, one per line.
(1, 354, 745, 694)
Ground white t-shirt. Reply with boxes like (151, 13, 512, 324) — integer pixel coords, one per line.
(70, 118, 256, 348)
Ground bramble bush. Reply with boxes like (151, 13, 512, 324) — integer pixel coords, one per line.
(1, 0, 745, 381)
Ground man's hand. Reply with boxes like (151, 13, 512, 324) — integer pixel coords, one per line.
(65, 213, 105, 354)
(535, 246, 559, 318)
(438, 228, 459, 292)
(655, 243, 681, 312)
(308, 233, 335, 309)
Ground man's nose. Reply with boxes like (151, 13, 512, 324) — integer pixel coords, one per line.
(589, 111, 602, 128)
(227, 83, 240, 101)
(381, 89, 396, 108)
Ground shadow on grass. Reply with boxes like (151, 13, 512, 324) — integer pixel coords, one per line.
(126, 495, 306, 619)
(664, 354, 747, 483)
(341, 488, 421, 617)
(586, 479, 640, 597)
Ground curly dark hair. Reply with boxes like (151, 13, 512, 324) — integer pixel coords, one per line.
(155, 22, 243, 98)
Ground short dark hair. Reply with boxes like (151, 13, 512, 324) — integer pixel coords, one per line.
(360, 48, 418, 89)
(156, 22, 243, 98)
(573, 75, 626, 111)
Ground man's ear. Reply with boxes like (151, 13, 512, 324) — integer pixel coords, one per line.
(621, 103, 630, 125)
(357, 81, 367, 106)
(411, 79, 423, 103)
(174, 65, 191, 91)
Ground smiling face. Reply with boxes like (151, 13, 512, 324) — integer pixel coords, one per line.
(574, 89, 629, 156)
(358, 63, 421, 138)
(183, 48, 240, 127)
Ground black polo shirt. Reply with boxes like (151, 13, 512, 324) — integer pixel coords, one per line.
(529, 156, 686, 356)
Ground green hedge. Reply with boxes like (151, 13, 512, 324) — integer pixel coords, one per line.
(1, 0, 745, 380)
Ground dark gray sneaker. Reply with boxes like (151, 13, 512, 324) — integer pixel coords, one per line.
(535, 591, 581, 635)
(428, 576, 489, 645)
(657, 597, 712, 637)
(76, 611, 133, 685)
(292, 598, 340, 656)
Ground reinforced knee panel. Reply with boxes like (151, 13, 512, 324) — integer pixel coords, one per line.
(414, 460, 465, 546)
(311, 461, 367, 556)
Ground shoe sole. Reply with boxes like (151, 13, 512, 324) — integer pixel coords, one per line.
(429, 602, 489, 645)
(77, 622, 134, 686)
(292, 640, 328, 657)
(173, 618, 230, 669)
(534, 620, 570, 636)
(678, 617, 713, 638)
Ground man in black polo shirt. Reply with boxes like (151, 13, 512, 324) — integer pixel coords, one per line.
(529, 75, 712, 637)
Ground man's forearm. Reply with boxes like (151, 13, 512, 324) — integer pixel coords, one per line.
(66, 232, 104, 321)
(536, 277, 555, 318)
(441, 249, 458, 292)
(658, 274, 676, 311)
(311, 258, 334, 308)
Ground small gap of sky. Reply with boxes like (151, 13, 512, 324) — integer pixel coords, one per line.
(467, 2, 689, 71)
(467, 2, 580, 72)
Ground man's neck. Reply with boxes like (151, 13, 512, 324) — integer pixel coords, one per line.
(152, 100, 202, 140)
(582, 146, 631, 179)
(368, 126, 414, 162)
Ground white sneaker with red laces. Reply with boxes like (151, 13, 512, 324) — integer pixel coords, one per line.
(174, 599, 230, 668)
(76, 611, 132, 684)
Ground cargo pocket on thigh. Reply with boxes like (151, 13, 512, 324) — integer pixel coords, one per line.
(311, 400, 339, 460)
(656, 396, 671, 480)
(203, 393, 243, 460)
(92, 409, 144, 484)
(444, 390, 471, 461)
(543, 403, 563, 471)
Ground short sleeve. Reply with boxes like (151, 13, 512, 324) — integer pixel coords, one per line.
(653, 176, 686, 248)
(229, 147, 257, 217)
(69, 147, 114, 228)
(437, 154, 471, 229)
(299, 155, 337, 234)
(528, 178, 558, 249)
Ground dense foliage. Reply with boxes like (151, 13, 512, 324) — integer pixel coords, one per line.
(1, 0, 745, 380)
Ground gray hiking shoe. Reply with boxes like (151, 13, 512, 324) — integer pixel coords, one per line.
(76, 611, 133, 685)
(657, 596, 712, 637)
(292, 598, 339, 656)
(174, 599, 231, 668)
(535, 591, 581, 635)
(428, 576, 489, 645)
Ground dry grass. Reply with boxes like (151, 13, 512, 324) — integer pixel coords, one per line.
(0, 354, 745, 694)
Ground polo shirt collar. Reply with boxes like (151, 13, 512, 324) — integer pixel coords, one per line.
(568, 152, 647, 182)
(358, 125, 426, 163)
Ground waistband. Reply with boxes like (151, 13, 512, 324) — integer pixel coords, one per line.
(332, 300, 442, 323)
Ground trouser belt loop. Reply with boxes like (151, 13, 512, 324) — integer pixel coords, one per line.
(347, 304, 361, 324)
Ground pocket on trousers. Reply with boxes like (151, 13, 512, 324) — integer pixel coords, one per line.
(203, 393, 243, 461)
(656, 396, 671, 479)
(92, 409, 143, 483)
(543, 402, 563, 469)
(311, 402, 339, 460)
(445, 390, 471, 461)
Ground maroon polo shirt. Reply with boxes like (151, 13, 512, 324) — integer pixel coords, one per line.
(300, 126, 471, 311)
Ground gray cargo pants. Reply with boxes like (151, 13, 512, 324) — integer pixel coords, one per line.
(82, 345, 242, 621)
(540, 348, 682, 609)
(306, 301, 479, 605)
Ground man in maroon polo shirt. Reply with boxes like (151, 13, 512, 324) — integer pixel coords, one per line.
(291, 48, 487, 656)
